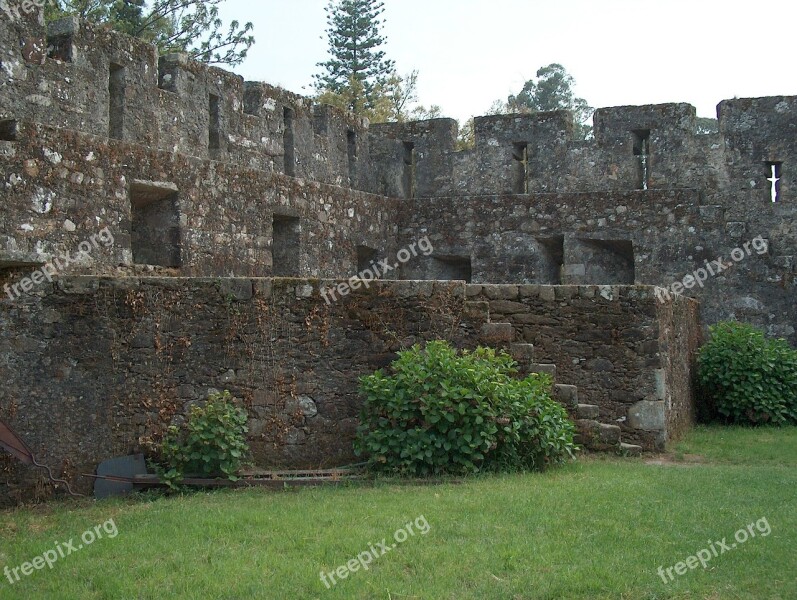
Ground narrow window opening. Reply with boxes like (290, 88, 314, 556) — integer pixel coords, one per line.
(108, 63, 125, 140)
(242, 83, 260, 116)
(209, 94, 221, 152)
(632, 129, 651, 190)
(356, 245, 378, 273)
(512, 142, 529, 194)
(767, 162, 782, 203)
(0, 119, 18, 142)
(283, 107, 296, 176)
(402, 141, 416, 199)
(130, 182, 181, 268)
(347, 129, 357, 185)
(46, 34, 73, 62)
(272, 215, 300, 277)
(312, 105, 329, 136)
(157, 56, 179, 92)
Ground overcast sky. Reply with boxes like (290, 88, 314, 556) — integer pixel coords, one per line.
(217, 0, 797, 125)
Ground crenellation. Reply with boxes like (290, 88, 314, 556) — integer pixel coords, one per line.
(371, 118, 459, 197)
(45, 15, 78, 63)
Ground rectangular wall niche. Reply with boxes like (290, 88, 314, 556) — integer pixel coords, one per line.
(0, 119, 18, 142)
(576, 238, 635, 284)
(108, 64, 125, 140)
(272, 215, 300, 277)
(431, 255, 472, 283)
(130, 182, 181, 268)
(536, 236, 564, 284)
(46, 33, 73, 62)
(356, 245, 378, 273)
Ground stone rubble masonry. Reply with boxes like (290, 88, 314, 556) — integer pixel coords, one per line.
(0, 278, 697, 504)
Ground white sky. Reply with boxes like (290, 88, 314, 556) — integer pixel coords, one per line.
(217, 0, 797, 125)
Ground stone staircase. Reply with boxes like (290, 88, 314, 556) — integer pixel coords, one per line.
(481, 323, 642, 456)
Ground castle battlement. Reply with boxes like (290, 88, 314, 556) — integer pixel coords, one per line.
(2, 13, 795, 203)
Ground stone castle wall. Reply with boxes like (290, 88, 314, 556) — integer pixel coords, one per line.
(0, 277, 697, 504)
(0, 6, 794, 501)
(4, 11, 792, 338)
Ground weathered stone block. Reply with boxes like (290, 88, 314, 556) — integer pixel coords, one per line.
(480, 322, 514, 344)
(554, 384, 579, 409)
(482, 285, 519, 300)
(577, 404, 600, 420)
(509, 343, 535, 362)
(725, 221, 747, 238)
(529, 363, 557, 379)
(219, 279, 253, 301)
(628, 400, 666, 431)
(489, 300, 528, 314)
(465, 284, 483, 297)
(463, 301, 489, 320)
(699, 205, 724, 222)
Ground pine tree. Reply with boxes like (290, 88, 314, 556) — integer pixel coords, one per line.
(314, 0, 395, 114)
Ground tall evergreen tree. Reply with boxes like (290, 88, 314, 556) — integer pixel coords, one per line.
(314, 0, 395, 114)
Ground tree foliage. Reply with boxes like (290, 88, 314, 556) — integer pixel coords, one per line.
(695, 117, 719, 135)
(317, 69, 441, 124)
(453, 118, 473, 151)
(47, 0, 254, 66)
(494, 63, 594, 140)
(314, 0, 395, 113)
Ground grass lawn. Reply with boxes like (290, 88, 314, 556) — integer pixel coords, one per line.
(1, 426, 796, 599)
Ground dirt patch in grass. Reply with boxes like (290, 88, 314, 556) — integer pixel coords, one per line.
(644, 453, 707, 467)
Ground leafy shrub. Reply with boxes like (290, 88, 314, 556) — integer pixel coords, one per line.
(154, 391, 250, 488)
(698, 321, 797, 425)
(354, 341, 576, 475)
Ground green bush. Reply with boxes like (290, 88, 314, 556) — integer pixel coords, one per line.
(154, 390, 250, 488)
(698, 321, 797, 425)
(354, 341, 576, 475)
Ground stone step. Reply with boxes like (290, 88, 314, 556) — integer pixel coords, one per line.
(553, 384, 578, 409)
(576, 403, 600, 420)
(529, 363, 556, 379)
(575, 419, 621, 451)
(509, 343, 534, 363)
(619, 443, 643, 457)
